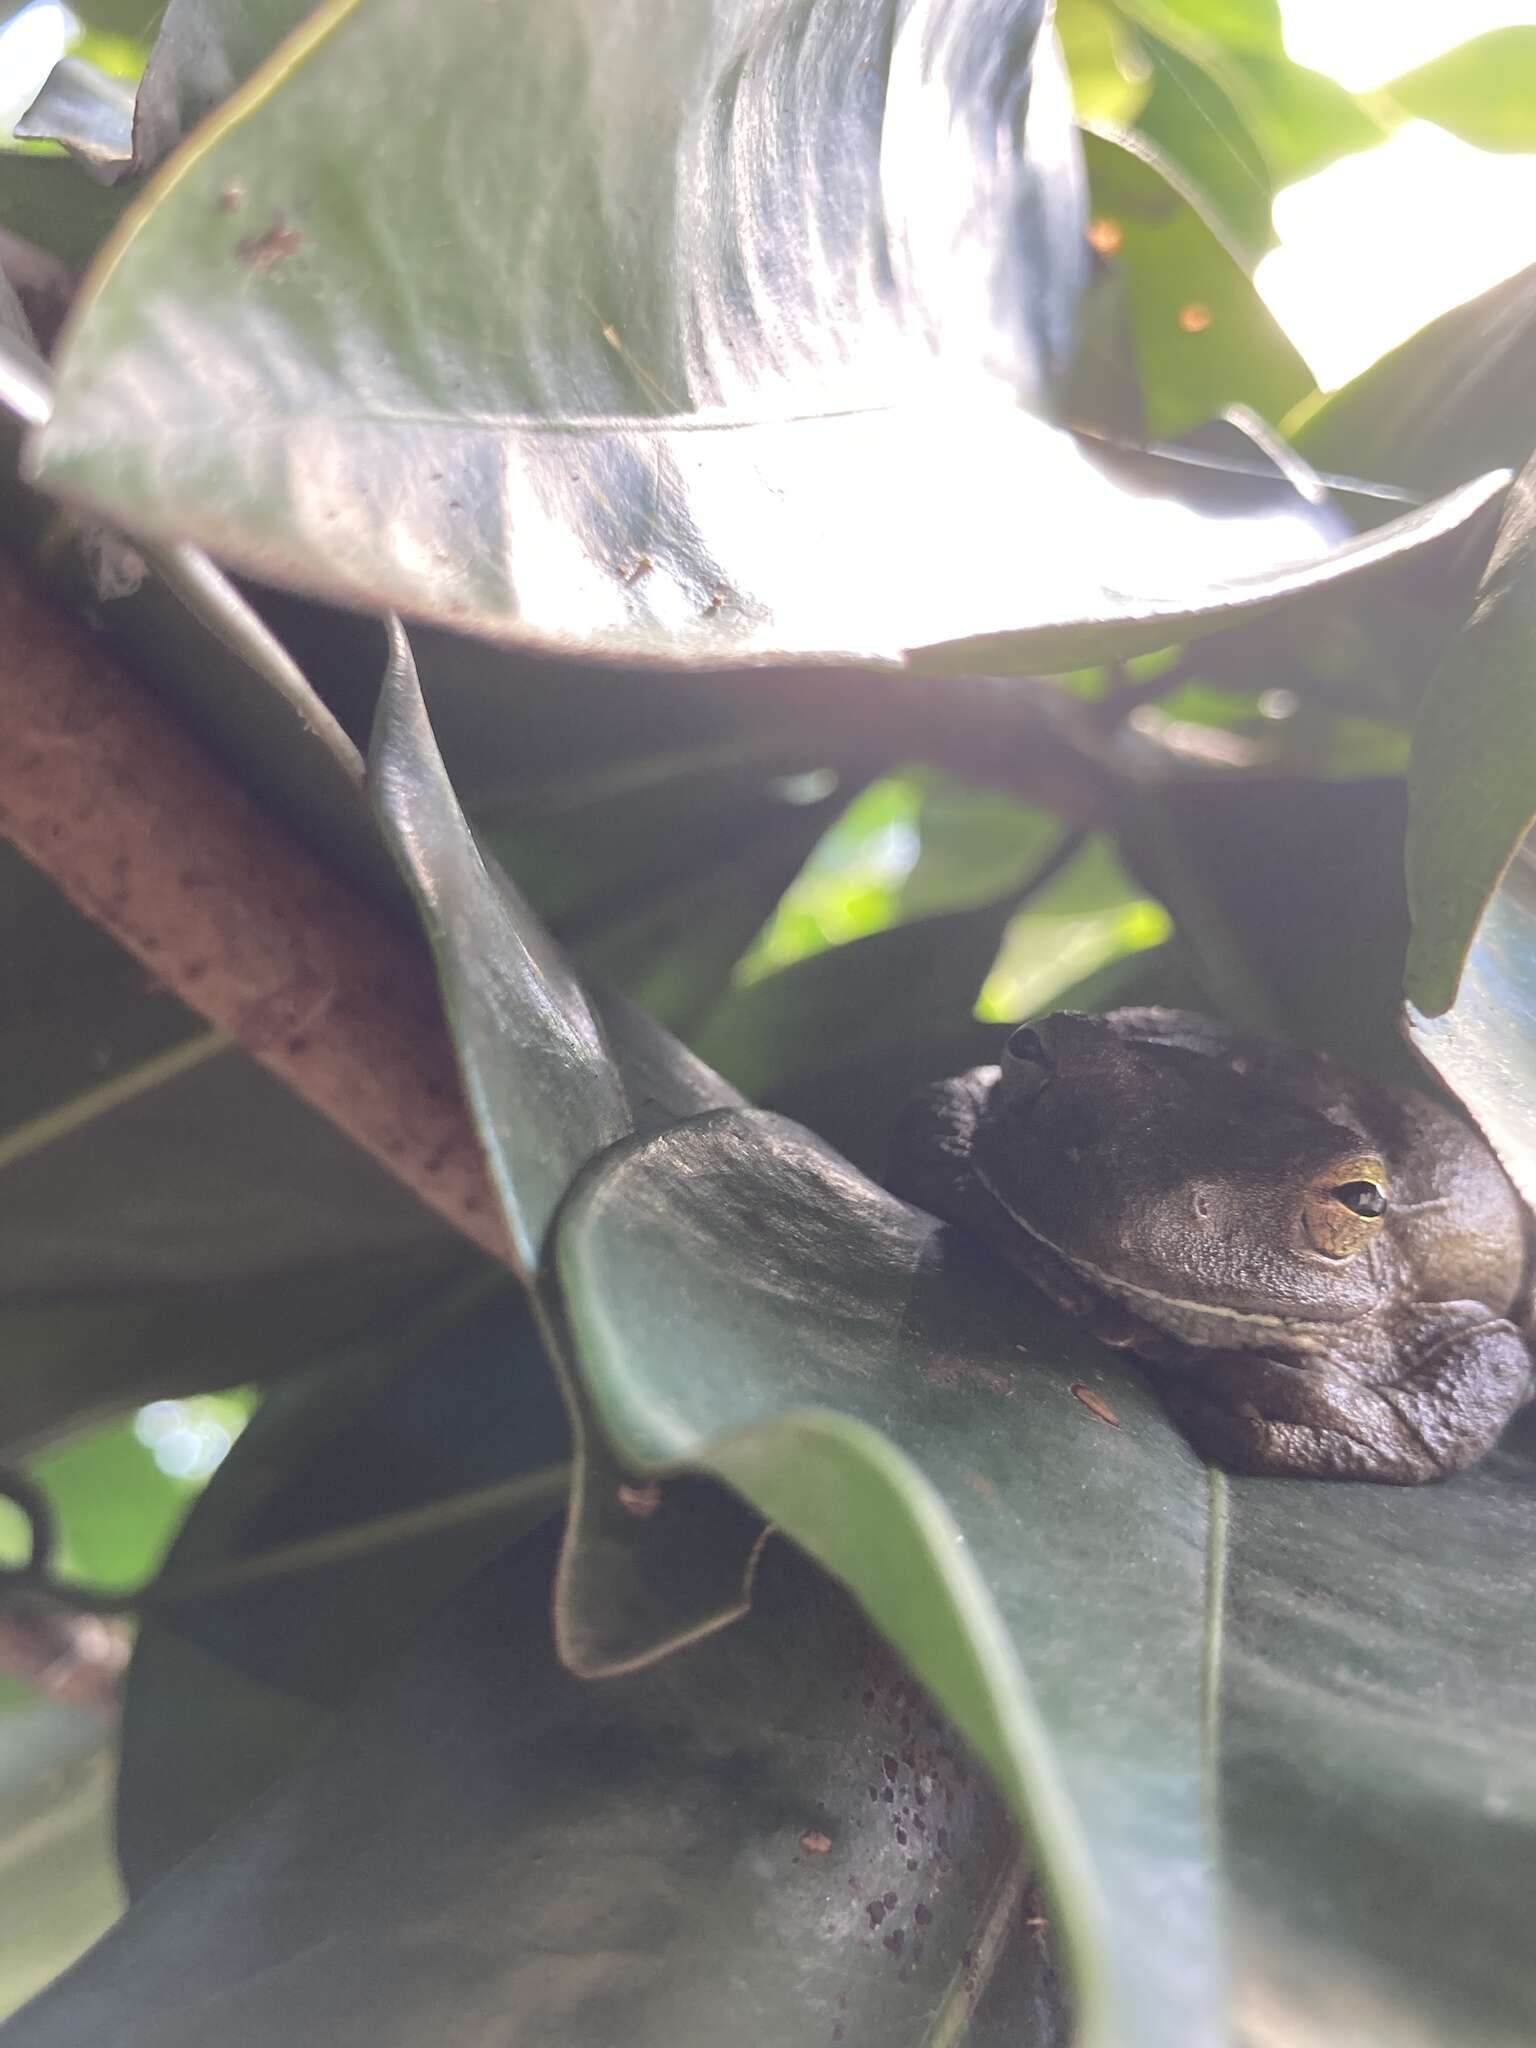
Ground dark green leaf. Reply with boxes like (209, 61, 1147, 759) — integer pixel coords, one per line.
(364, 626, 763, 1671)
(0, 847, 469, 1452)
(1122, 773, 1417, 1073)
(1388, 29, 1536, 152)
(118, 1279, 571, 1891)
(557, 1106, 1220, 2048)
(368, 622, 630, 1275)
(11, 1527, 1066, 2048)
(1296, 264, 1536, 505)
(0, 153, 131, 274)
(1405, 464, 1536, 1017)
(692, 899, 1020, 1150)
(1219, 1435, 1536, 2046)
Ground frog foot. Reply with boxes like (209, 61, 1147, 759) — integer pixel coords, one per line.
(1153, 1309, 1534, 1484)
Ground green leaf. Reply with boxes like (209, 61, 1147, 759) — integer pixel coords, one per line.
(368, 621, 630, 1275)
(1111, 13, 1274, 262)
(557, 1107, 1219, 2048)
(0, 154, 131, 271)
(692, 898, 1021, 1137)
(365, 625, 763, 1672)
(1217, 1440, 1536, 2046)
(1295, 264, 1536, 505)
(1077, 126, 1308, 438)
(26, 0, 1497, 672)
(1122, 773, 1418, 1073)
(1405, 463, 1536, 1017)
(1104, 0, 1382, 187)
(1388, 28, 1536, 153)
(0, 846, 471, 1452)
(11, 1524, 1067, 2048)
(118, 1278, 571, 1892)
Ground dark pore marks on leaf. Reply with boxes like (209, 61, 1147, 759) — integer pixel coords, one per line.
(556, 1104, 1220, 2048)
(11, 1529, 1065, 2048)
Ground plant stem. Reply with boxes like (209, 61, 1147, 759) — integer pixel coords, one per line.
(0, 546, 516, 1269)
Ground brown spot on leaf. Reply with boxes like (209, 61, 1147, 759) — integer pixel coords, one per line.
(1070, 1383, 1121, 1427)
(235, 217, 304, 276)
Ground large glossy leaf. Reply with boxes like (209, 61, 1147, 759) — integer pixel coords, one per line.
(1218, 1426, 1536, 2047)
(5, 1525, 1065, 2048)
(1388, 29, 1536, 153)
(551, 1100, 1536, 2048)
(369, 622, 630, 1274)
(1405, 461, 1536, 1018)
(557, 1108, 1219, 2048)
(366, 629, 768, 1671)
(1295, 264, 1536, 507)
(27, 0, 1504, 671)
(0, 318, 392, 907)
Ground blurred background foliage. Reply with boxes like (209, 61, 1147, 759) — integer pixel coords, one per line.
(5, 0, 1536, 2037)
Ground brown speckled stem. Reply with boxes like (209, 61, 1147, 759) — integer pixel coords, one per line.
(0, 547, 516, 1269)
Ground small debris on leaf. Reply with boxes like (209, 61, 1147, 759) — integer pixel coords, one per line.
(1070, 1382, 1120, 1426)
(235, 216, 304, 275)
(616, 1480, 663, 1518)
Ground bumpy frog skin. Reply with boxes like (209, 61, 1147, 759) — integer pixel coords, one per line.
(889, 1007, 1535, 1483)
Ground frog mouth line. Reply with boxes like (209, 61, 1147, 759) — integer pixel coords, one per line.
(976, 1171, 1348, 1338)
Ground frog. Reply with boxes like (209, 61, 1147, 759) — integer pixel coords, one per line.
(888, 1007, 1535, 1483)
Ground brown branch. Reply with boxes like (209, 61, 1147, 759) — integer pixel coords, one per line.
(0, 546, 516, 1268)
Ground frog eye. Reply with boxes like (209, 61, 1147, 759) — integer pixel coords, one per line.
(1331, 1179, 1388, 1219)
(1005, 1025, 1048, 1066)
(1303, 1161, 1389, 1256)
